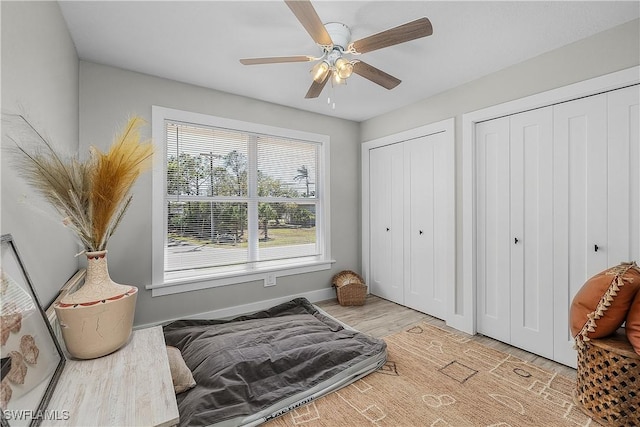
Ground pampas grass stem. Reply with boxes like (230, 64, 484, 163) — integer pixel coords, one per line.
(8, 114, 153, 252)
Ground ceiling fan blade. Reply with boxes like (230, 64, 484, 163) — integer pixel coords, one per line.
(350, 17, 433, 54)
(284, 0, 333, 46)
(352, 61, 401, 90)
(305, 72, 330, 98)
(240, 56, 314, 65)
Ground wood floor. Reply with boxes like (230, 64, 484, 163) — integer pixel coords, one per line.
(316, 294, 577, 378)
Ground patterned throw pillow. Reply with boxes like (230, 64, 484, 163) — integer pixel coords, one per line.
(166, 345, 196, 394)
(570, 262, 640, 343)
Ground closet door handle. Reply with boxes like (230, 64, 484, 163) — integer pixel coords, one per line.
(514, 237, 519, 244)
(419, 230, 423, 235)
(386, 227, 390, 232)
(594, 244, 599, 252)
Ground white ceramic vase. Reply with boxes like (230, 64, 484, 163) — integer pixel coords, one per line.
(54, 251, 137, 359)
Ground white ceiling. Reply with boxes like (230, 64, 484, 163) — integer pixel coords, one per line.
(59, 1, 639, 122)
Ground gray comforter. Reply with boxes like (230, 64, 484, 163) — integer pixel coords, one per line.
(163, 297, 387, 427)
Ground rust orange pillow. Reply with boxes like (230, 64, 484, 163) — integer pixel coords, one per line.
(626, 291, 640, 355)
(570, 262, 640, 341)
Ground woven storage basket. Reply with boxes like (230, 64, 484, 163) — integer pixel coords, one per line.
(332, 270, 366, 306)
(574, 328, 639, 426)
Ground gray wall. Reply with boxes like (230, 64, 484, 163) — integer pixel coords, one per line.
(360, 19, 640, 317)
(78, 62, 361, 325)
(1, 1, 80, 305)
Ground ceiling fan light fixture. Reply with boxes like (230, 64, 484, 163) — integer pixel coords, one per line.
(312, 61, 330, 83)
(335, 57, 353, 79)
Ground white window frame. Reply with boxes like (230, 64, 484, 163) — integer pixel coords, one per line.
(147, 106, 332, 297)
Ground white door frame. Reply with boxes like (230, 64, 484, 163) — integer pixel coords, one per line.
(362, 118, 455, 323)
(461, 66, 640, 334)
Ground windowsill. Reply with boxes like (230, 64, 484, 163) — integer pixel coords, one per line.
(145, 258, 336, 297)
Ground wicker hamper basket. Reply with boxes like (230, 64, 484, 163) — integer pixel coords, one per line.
(332, 270, 367, 306)
(574, 328, 639, 427)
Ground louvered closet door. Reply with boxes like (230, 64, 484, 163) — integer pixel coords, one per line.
(369, 143, 404, 304)
(476, 117, 511, 343)
(509, 107, 554, 359)
(552, 93, 608, 367)
(404, 132, 449, 319)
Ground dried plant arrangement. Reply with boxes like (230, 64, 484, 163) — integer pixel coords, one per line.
(5, 114, 153, 252)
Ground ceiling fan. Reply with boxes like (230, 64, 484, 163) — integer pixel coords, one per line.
(239, 0, 433, 99)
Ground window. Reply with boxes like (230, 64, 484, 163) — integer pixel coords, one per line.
(149, 107, 332, 296)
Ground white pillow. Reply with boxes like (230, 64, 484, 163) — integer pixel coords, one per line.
(166, 346, 196, 394)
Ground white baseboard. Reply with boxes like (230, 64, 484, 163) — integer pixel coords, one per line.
(135, 287, 336, 330)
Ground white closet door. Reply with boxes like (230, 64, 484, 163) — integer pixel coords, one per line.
(553, 93, 607, 367)
(508, 107, 554, 359)
(608, 85, 640, 264)
(476, 117, 511, 343)
(404, 132, 449, 319)
(474, 85, 637, 367)
(369, 143, 404, 304)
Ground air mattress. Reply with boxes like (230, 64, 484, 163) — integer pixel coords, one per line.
(163, 297, 387, 427)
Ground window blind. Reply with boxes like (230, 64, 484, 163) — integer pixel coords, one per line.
(165, 121, 320, 277)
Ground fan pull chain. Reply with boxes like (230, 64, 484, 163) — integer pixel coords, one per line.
(328, 81, 337, 110)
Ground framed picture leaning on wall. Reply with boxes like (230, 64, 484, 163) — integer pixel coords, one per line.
(0, 234, 66, 427)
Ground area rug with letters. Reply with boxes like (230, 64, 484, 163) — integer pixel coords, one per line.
(266, 323, 599, 427)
